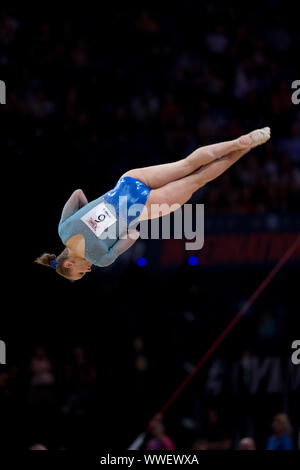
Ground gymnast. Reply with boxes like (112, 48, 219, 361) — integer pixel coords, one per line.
(35, 127, 270, 280)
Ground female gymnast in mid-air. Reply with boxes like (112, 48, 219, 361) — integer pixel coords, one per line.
(36, 127, 270, 280)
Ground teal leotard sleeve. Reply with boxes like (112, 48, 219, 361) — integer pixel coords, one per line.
(96, 229, 140, 266)
(59, 189, 88, 223)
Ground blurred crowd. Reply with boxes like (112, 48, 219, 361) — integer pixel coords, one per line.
(1, 264, 298, 450)
(0, 345, 97, 450)
(145, 411, 298, 451)
(1, 2, 300, 213)
(1, 342, 298, 451)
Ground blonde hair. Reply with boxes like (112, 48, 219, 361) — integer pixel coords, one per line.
(35, 248, 74, 281)
(274, 413, 293, 435)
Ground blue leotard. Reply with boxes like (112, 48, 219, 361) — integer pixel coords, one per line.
(58, 176, 151, 267)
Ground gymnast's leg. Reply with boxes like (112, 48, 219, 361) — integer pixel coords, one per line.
(122, 127, 270, 190)
(138, 145, 259, 221)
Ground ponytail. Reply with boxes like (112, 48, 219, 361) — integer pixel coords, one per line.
(35, 248, 74, 281)
(35, 253, 56, 268)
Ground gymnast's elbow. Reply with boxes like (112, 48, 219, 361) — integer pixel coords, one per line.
(74, 188, 84, 196)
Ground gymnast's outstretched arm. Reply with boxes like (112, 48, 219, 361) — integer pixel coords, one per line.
(60, 189, 88, 221)
(97, 229, 140, 267)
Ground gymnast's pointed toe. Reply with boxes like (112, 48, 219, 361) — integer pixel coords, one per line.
(249, 127, 271, 147)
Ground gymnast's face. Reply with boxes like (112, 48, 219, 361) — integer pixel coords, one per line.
(64, 257, 92, 281)
(271, 415, 287, 435)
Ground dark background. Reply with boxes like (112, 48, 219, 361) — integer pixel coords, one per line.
(1, 0, 299, 451)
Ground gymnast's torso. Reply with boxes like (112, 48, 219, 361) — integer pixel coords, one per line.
(58, 176, 151, 267)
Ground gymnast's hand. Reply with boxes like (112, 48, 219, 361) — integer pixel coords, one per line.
(127, 228, 140, 240)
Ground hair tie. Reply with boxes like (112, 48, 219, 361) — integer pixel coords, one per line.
(50, 258, 57, 269)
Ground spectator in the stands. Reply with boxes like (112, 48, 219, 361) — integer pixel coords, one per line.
(193, 408, 232, 450)
(145, 417, 175, 450)
(238, 437, 256, 450)
(266, 413, 293, 450)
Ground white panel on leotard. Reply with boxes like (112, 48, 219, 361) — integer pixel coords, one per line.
(80, 202, 117, 238)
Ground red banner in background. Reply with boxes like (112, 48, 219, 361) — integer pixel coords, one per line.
(160, 233, 300, 267)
